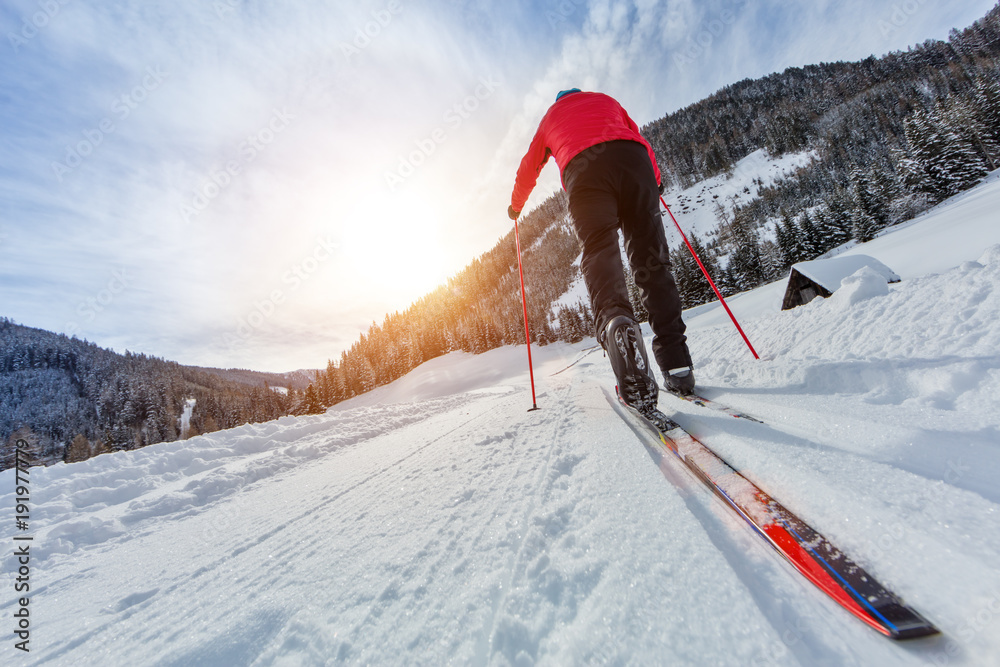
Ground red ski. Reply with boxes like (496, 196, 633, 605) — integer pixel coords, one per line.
(667, 391, 763, 423)
(614, 390, 938, 640)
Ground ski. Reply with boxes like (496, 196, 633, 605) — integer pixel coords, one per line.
(666, 391, 763, 423)
(614, 390, 939, 640)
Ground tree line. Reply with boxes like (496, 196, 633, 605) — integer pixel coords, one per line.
(0, 318, 294, 470)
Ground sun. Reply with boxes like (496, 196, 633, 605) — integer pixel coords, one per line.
(342, 192, 452, 306)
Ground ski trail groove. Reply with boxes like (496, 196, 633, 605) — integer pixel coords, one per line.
(226, 407, 488, 559)
(477, 379, 578, 664)
(31, 404, 491, 665)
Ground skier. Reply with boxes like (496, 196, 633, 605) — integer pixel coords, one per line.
(508, 89, 694, 410)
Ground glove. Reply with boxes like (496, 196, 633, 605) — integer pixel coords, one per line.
(657, 182, 664, 195)
(508, 205, 520, 220)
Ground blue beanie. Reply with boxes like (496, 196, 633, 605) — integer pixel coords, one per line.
(556, 88, 582, 101)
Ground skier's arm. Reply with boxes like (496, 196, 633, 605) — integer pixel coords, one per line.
(621, 107, 662, 188)
(511, 126, 551, 214)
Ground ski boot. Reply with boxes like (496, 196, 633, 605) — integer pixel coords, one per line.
(664, 367, 696, 396)
(602, 316, 659, 414)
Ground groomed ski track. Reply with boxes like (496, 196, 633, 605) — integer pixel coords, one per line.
(0, 353, 943, 665)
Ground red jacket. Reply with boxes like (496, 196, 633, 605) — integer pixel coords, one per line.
(510, 91, 661, 212)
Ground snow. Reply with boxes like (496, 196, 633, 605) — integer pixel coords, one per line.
(791, 254, 900, 293)
(833, 169, 1000, 280)
(4, 174, 1000, 665)
(550, 272, 589, 314)
(662, 149, 819, 243)
(179, 398, 196, 438)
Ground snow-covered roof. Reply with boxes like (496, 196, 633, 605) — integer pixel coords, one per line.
(790, 254, 900, 291)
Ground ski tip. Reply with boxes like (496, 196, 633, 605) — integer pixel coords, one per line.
(877, 605, 940, 640)
(891, 624, 941, 641)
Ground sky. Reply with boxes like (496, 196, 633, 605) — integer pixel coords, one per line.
(0, 0, 995, 372)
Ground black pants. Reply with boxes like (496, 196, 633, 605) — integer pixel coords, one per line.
(563, 140, 692, 372)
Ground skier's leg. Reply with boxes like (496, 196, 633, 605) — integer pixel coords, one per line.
(565, 143, 659, 409)
(563, 151, 634, 339)
(613, 143, 693, 374)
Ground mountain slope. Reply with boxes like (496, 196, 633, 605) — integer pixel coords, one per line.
(0, 323, 293, 468)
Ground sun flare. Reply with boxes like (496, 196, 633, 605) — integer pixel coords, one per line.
(342, 197, 452, 306)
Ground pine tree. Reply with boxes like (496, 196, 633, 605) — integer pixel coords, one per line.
(849, 170, 884, 242)
(903, 111, 948, 199)
(726, 236, 766, 292)
(904, 108, 987, 199)
(758, 239, 784, 282)
(66, 434, 91, 463)
(775, 212, 798, 270)
(949, 97, 999, 170)
(685, 234, 720, 306)
(851, 169, 884, 228)
(851, 211, 880, 243)
(894, 146, 935, 200)
(939, 125, 988, 192)
(302, 384, 323, 415)
(974, 77, 1000, 146)
(797, 212, 822, 260)
(811, 208, 837, 254)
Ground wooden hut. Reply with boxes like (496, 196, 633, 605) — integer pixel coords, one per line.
(782, 254, 900, 310)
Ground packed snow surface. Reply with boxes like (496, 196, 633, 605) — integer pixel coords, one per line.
(4, 174, 1000, 665)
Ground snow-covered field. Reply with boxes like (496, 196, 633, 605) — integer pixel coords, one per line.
(3, 173, 1000, 665)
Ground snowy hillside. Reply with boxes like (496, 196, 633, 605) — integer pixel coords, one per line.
(662, 148, 818, 243)
(3, 173, 1000, 665)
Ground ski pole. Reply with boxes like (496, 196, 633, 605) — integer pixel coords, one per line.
(659, 196, 760, 360)
(513, 214, 540, 411)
